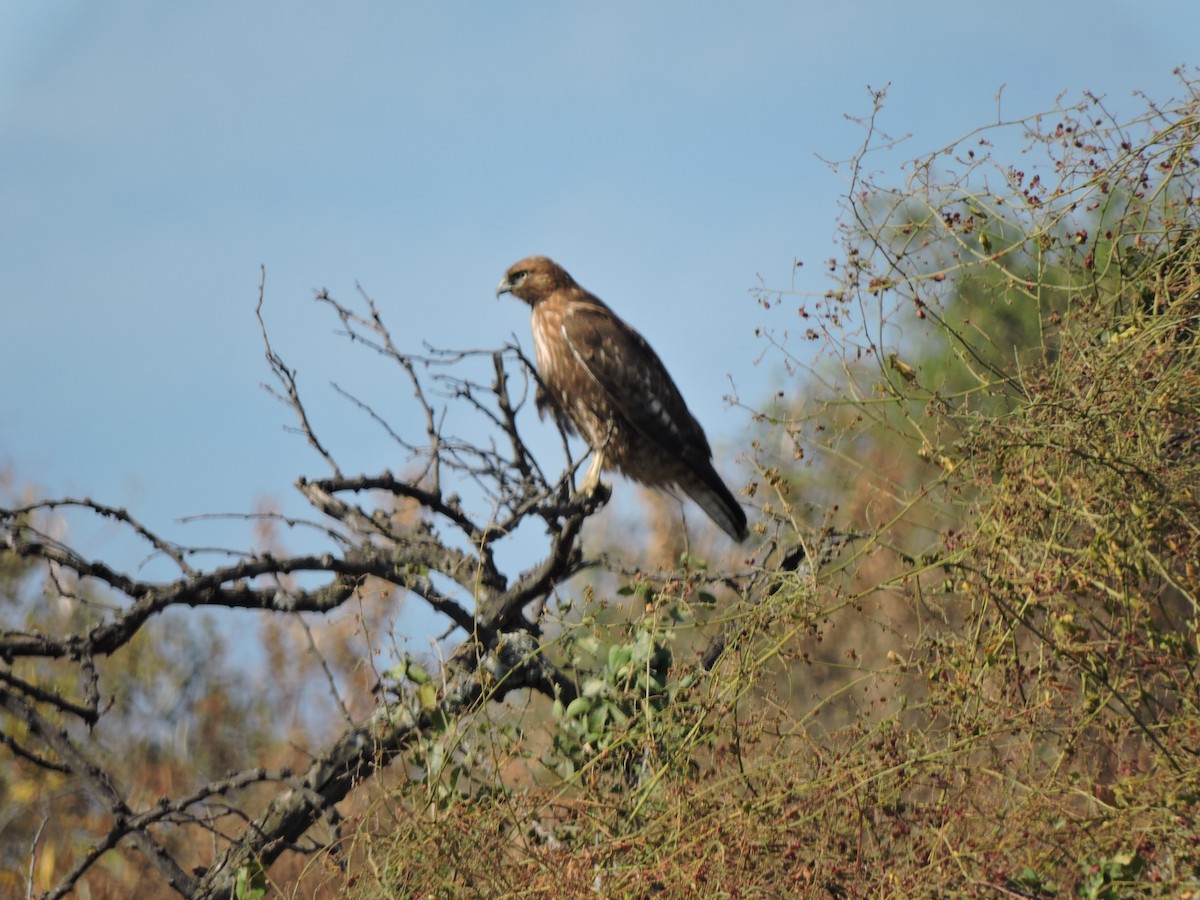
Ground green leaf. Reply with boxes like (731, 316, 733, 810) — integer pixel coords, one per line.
(234, 861, 268, 900)
(417, 682, 437, 710)
(588, 704, 610, 733)
(565, 696, 592, 719)
(608, 643, 633, 673)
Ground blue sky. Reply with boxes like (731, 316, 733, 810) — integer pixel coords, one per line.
(1, 3, 1195, 628)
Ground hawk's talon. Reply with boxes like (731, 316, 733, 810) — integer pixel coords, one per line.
(583, 481, 611, 503)
(572, 480, 611, 515)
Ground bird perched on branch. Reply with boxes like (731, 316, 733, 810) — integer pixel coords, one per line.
(497, 256, 747, 542)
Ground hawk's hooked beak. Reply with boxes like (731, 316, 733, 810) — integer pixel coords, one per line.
(495, 278, 512, 298)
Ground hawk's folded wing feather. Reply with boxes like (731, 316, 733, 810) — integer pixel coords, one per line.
(560, 304, 712, 465)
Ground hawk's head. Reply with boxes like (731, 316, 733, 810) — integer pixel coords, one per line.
(496, 256, 576, 306)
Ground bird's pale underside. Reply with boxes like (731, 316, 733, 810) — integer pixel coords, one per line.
(496, 256, 747, 542)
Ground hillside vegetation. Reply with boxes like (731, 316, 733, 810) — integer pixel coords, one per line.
(337, 79, 1200, 898)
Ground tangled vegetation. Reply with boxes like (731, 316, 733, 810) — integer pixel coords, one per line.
(337, 75, 1200, 898)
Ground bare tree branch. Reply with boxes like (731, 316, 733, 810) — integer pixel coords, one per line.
(191, 629, 574, 898)
(0, 686, 198, 898)
(256, 268, 341, 477)
(0, 280, 611, 896)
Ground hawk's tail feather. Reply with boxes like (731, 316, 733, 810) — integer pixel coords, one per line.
(681, 465, 748, 542)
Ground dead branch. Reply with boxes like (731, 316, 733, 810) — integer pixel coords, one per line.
(0, 282, 603, 898)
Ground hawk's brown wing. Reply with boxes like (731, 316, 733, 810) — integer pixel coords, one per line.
(560, 301, 747, 541)
(560, 303, 712, 464)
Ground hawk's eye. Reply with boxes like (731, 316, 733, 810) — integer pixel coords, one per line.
(511, 270, 528, 284)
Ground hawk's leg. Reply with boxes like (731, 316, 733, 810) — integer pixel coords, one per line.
(577, 425, 614, 504)
(580, 446, 607, 495)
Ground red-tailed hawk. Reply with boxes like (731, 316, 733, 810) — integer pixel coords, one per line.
(497, 256, 747, 542)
